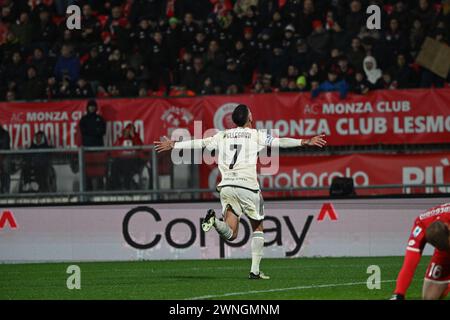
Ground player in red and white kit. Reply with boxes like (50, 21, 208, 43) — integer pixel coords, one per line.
(391, 202, 450, 300)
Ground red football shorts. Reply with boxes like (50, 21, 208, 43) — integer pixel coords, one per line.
(425, 249, 450, 283)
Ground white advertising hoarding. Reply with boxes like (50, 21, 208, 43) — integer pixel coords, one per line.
(0, 198, 448, 263)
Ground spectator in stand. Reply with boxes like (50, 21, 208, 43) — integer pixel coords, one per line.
(10, 11, 33, 47)
(278, 77, 290, 92)
(45, 77, 58, 99)
(279, 22, 294, 47)
(347, 37, 365, 72)
(31, 5, 57, 50)
(221, 58, 243, 92)
(380, 71, 398, 90)
(307, 62, 322, 85)
(79, 99, 107, 191)
(110, 123, 145, 190)
(180, 12, 198, 47)
(57, 75, 74, 99)
(79, 99, 106, 147)
(79, 3, 101, 51)
(363, 56, 383, 89)
(384, 18, 409, 66)
(296, 75, 308, 92)
(21, 131, 53, 193)
(165, 17, 182, 70)
(286, 65, 300, 83)
(234, 0, 258, 18)
(326, 9, 346, 52)
(81, 46, 106, 87)
(200, 77, 215, 95)
(312, 70, 349, 99)
(20, 66, 46, 101)
(261, 74, 274, 93)
(335, 55, 355, 83)
(0, 125, 10, 193)
(391, 1, 409, 29)
(268, 45, 289, 83)
(351, 71, 371, 95)
(251, 80, 264, 93)
(182, 56, 208, 93)
(345, 0, 365, 39)
(5, 51, 27, 84)
(120, 69, 139, 97)
(0, 0, 449, 102)
(411, 0, 436, 34)
(307, 20, 330, 60)
(390, 53, 416, 89)
(148, 31, 169, 91)
(409, 19, 426, 57)
(5, 90, 16, 102)
(190, 31, 208, 55)
(204, 39, 226, 77)
(297, 0, 317, 38)
(74, 78, 94, 98)
(290, 38, 311, 74)
(30, 47, 53, 79)
(54, 44, 80, 84)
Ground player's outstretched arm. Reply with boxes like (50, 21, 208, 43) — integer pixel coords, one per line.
(300, 134, 327, 147)
(273, 134, 327, 148)
(154, 136, 175, 153)
(154, 135, 217, 153)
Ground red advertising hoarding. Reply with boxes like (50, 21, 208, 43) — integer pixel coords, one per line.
(0, 88, 449, 148)
(200, 152, 450, 197)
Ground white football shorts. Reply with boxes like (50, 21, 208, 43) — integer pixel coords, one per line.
(219, 186, 264, 221)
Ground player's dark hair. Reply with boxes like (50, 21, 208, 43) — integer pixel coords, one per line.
(426, 221, 450, 251)
(232, 104, 249, 127)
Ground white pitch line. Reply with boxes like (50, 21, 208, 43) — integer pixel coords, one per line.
(186, 280, 396, 300)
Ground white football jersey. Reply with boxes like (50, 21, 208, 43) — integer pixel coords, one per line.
(203, 127, 273, 191)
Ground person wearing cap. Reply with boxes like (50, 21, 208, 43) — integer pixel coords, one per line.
(79, 99, 106, 147)
(282, 24, 297, 51)
(165, 17, 182, 70)
(296, 75, 308, 92)
(307, 20, 331, 59)
(169, 17, 179, 26)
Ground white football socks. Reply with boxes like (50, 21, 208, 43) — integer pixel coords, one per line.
(214, 219, 233, 240)
(251, 231, 264, 274)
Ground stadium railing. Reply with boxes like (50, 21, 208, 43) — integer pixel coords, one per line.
(0, 145, 449, 204)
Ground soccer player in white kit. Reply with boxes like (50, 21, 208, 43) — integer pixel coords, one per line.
(155, 104, 327, 279)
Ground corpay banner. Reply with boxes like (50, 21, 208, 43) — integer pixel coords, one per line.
(1, 198, 447, 263)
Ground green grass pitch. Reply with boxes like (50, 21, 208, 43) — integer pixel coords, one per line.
(0, 256, 447, 300)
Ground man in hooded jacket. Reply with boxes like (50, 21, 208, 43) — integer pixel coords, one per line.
(0, 126, 10, 193)
(79, 99, 106, 147)
(79, 99, 107, 191)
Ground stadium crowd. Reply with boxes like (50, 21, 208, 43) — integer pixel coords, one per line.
(0, 0, 449, 101)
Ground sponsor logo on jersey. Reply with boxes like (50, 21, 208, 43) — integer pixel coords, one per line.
(412, 226, 422, 238)
(408, 240, 416, 246)
(419, 204, 450, 220)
